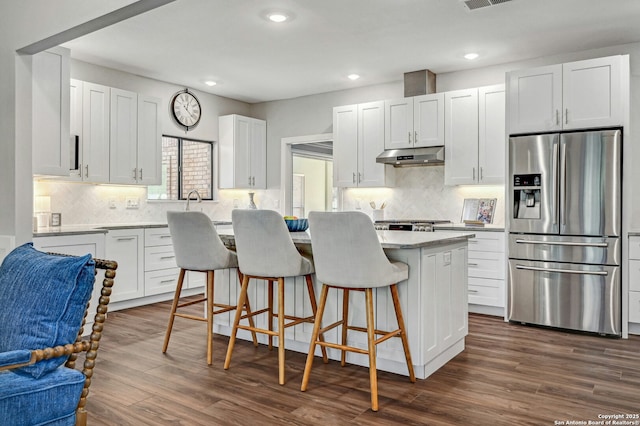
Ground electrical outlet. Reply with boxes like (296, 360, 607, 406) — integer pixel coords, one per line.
(125, 197, 139, 209)
(108, 198, 116, 209)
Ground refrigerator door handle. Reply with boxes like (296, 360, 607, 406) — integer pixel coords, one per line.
(552, 140, 559, 226)
(515, 239, 609, 248)
(515, 264, 608, 276)
(559, 142, 567, 228)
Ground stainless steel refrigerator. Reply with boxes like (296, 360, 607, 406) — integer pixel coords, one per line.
(507, 128, 622, 336)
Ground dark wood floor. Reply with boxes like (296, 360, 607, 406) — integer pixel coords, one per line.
(85, 298, 640, 425)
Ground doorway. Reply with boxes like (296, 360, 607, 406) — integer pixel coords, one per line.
(280, 133, 335, 217)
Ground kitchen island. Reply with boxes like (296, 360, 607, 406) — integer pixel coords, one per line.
(215, 229, 474, 380)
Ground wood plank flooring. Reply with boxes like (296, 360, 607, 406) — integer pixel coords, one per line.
(85, 298, 640, 425)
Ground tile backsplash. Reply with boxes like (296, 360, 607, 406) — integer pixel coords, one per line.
(34, 166, 505, 226)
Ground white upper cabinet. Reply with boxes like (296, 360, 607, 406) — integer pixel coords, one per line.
(384, 93, 444, 150)
(333, 101, 394, 188)
(218, 114, 267, 189)
(444, 88, 479, 186)
(109, 88, 138, 184)
(508, 55, 625, 134)
(32, 47, 70, 176)
(478, 85, 506, 185)
(69, 79, 111, 183)
(445, 85, 505, 186)
(135, 94, 162, 185)
(101, 88, 161, 185)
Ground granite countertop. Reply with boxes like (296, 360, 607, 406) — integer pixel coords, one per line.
(33, 220, 232, 237)
(217, 229, 475, 250)
(433, 223, 505, 232)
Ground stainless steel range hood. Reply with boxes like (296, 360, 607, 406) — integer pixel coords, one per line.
(376, 146, 444, 167)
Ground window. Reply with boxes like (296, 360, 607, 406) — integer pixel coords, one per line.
(147, 135, 214, 200)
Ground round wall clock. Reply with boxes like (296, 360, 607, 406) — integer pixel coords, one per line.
(170, 88, 201, 130)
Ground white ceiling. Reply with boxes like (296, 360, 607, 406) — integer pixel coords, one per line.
(62, 0, 640, 104)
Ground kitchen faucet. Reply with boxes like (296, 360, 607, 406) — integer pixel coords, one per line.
(185, 189, 202, 211)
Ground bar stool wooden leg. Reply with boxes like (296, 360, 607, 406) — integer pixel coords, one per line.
(301, 284, 329, 391)
(163, 269, 186, 353)
(304, 275, 328, 363)
(237, 270, 258, 346)
(390, 284, 416, 382)
(277, 277, 286, 385)
(224, 274, 250, 370)
(341, 289, 349, 367)
(365, 288, 379, 412)
(206, 271, 216, 365)
(268, 280, 274, 350)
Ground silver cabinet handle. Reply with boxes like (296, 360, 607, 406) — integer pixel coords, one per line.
(352, 172, 356, 183)
(480, 167, 483, 181)
(252, 176, 255, 186)
(139, 168, 143, 180)
(116, 237, 135, 241)
(515, 264, 607, 276)
(555, 109, 560, 125)
(160, 279, 175, 284)
(133, 168, 137, 179)
(472, 167, 476, 181)
(358, 172, 362, 183)
(85, 164, 89, 178)
(515, 239, 608, 248)
(248, 176, 252, 186)
(468, 289, 479, 293)
(414, 130, 418, 144)
(468, 262, 479, 266)
(160, 235, 172, 239)
(160, 255, 175, 260)
(408, 131, 411, 144)
(565, 108, 568, 125)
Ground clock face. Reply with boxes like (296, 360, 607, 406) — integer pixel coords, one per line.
(171, 90, 201, 130)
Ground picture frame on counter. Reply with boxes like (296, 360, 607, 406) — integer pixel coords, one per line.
(461, 198, 496, 224)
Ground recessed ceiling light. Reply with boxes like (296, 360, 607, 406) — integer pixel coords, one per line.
(464, 53, 479, 60)
(348, 74, 360, 81)
(205, 81, 217, 87)
(263, 10, 295, 23)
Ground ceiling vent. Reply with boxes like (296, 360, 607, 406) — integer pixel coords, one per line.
(461, 0, 512, 11)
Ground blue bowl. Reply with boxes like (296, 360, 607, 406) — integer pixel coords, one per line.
(285, 218, 309, 232)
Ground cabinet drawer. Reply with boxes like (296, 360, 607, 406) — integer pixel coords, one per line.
(145, 227, 172, 247)
(145, 268, 180, 296)
(629, 292, 640, 323)
(468, 279, 504, 307)
(467, 232, 505, 253)
(145, 245, 177, 271)
(630, 260, 640, 292)
(630, 236, 640, 260)
(467, 251, 505, 279)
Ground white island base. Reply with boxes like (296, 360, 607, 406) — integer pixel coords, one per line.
(212, 231, 471, 380)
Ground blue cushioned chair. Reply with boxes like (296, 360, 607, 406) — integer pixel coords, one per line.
(0, 243, 117, 426)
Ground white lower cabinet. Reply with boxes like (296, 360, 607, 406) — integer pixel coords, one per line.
(106, 229, 144, 303)
(628, 237, 640, 323)
(436, 229, 506, 315)
(33, 233, 106, 334)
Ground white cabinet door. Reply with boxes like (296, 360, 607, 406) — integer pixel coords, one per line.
(32, 47, 70, 176)
(444, 88, 479, 185)
(136, 94, 162, 185)
(109, 88, 138, 184)
(249, 118, 267, 188)
(106, 229, 144, 303)
(68, 79, 83, 181)
(563, 56, 622, 129)
(358, 101, 390, 187)
(218, 114, 267, 189)
(82, 82, 110, 183)
(478, 85, 505, 184)
(508, 64, 562, 134)
(413, 93, 444, 148)
(332, 105, 358, 187)
(384, 98, 413, 150)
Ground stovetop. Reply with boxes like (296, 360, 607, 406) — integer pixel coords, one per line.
(374, 219, 452, 224)
(373, 219, 452, 232)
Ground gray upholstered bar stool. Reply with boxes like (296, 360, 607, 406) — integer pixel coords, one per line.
(164, 211, 258, 365)
(302, 210, 415, 412)
(224, 209, 328, 385)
